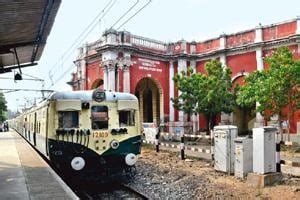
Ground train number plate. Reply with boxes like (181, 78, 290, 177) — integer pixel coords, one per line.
(93, 131, 109, 138)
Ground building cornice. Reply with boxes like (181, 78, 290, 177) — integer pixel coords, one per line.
(88, 34, 300, 63)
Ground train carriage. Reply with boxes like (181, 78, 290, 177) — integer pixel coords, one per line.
(10, 89, 142, 182)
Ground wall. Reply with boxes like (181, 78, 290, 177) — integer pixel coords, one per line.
(226, 31, 255, 48)
(73, 18, 300, 133)
(263, 21, 297, 41)
(227, 51, 257, 76)
(130, 56, 170, 118)
(85, 60, 102, 90)
(196, 39, 220, 54)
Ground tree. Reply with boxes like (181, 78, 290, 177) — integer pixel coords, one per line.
(0, 92, 7, 123)
(172, 59, 235, 133)
(236, 47, 300, 138)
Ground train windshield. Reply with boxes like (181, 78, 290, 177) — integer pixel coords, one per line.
(119, 110, 135, 126)
(58, 111, 79, 128)
(91, 106, 108, 130)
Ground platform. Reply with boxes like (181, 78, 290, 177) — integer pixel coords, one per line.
(0, 131, 78, 199)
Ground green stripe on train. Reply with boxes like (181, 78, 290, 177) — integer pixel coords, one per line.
(102, 135, 142, 156)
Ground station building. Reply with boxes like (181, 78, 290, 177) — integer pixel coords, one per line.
(69, 17, 300, 134)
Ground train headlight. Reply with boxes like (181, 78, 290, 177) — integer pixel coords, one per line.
(125, 153, 137, 166)
(110, 140, 119, 149)
(71, 157, 85, 171)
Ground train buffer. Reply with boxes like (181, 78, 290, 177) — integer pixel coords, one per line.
(0, 131, 78, 200)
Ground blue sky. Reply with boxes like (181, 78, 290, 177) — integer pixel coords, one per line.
(1, 0, 299, 111)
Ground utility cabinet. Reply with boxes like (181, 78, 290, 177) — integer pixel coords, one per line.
(253, 127, 276, 174)
(214, 125, 238, 173)
(234, 137, 253, 178)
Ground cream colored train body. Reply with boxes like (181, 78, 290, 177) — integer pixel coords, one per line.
(10, 89, 142, 181)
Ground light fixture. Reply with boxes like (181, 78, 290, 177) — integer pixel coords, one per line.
(14, 73, 22, 81)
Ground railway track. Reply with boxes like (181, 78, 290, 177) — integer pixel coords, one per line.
(120, 184, 148, 199)
(78, 183, 148, 199)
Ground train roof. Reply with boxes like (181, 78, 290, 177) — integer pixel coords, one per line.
(49, 90, 138, 101)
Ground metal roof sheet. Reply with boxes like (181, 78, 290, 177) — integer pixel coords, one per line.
(0, 0, 61, 73)
(49, 90, 138, 102)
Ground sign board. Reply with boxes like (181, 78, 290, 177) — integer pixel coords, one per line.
(143, 123, 157, 142)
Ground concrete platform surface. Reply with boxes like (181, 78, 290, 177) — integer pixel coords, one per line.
(0, 131, 78, 200)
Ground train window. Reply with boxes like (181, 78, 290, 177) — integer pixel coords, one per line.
(91, 106, 108, 129)
(119, 110, 135, 126)
(58, 111, 79, 128)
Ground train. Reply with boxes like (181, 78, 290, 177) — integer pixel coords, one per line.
(9, 89, 142, 182)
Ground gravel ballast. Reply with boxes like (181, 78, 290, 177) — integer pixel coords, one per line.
(127, 145, 300, 199)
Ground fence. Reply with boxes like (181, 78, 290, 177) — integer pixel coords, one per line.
(143, 122, 213, 160)
(142, 124, 300, 174)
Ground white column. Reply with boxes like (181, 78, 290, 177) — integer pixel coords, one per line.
(122, 52, 132, 93)
(178, 59, 187, 122)
(103, 66, 108, 90)
(190, 60, 199, 132)
(190, 42, 196, 54)
(169, 61, 175, 122)
(255, 102, 264, 127)
(102, 51, 117, 91)
(219, 34, 226, 49)
(180, 40, 187, 54)
(221, 112, 231, 125)
(255, 24, 263, 43)
(256, 48, 264, 71)
(190, 60, 196, 72)
(116, 68, 119, 92)
(152, 89, 157, 124)
(297, 17, 300, 69)
(255, 47, 264, 127)
(219, 45, 231, 125)
(123, 66, 130, 93)
(219, 34, 227, 67)
(82, 45, 88, 90)
(80, 60, 86, 90)
(108, 65, 115, 91)
(219, 34, 227, 68)
(220, 55, 226, 67)
(296, 16, 300, 34)
(160, 94, 164, 124)
(105, 30, 118, 45)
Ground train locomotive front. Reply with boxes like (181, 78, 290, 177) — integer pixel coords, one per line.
(47, 89, 142, 182)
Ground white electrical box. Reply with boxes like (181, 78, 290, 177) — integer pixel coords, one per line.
(214, 125, 238, 173)
(234, 137, 253, 178)
(253, 127, 276, 174)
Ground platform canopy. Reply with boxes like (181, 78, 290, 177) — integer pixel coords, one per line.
(0, 0, 61, 74)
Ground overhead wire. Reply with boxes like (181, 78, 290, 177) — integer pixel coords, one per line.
(4, 0, 152, 112)
(48, 0, 117, 89)
(49, 63, 75, 88)
(109, 0, 139, 29)
(48, 0, 116, 83)
(49, 0, 140, 88)
(48, 0, 152, 89)
(116, 0, 152, 30)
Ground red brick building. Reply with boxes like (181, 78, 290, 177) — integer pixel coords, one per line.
(69, 17, 300, 134)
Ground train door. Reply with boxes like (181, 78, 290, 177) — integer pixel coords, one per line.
(28, 115, 31, 141)
(24, 117, 27, 138)
(45, 106, 49, 156)
(33, 112, 37, 146)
